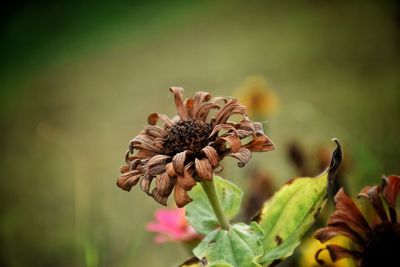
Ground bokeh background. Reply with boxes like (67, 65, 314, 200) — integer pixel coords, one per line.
(1, 1, 399, 266)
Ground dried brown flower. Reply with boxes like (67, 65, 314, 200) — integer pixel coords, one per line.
(315, 175, 400, 267)
(117, 87, 275, 207)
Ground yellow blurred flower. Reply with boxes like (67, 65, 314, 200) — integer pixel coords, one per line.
(299, 236, 355, 267)
(234, 76, 279, 120)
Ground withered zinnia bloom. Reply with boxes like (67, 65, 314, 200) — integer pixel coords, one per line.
(117, 87, 275, 207)
(315, 175, 400, 267)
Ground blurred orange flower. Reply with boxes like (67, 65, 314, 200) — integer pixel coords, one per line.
(234, 76, 279, 120)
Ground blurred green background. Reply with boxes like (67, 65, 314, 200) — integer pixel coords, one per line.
(1, 0, 399, 266)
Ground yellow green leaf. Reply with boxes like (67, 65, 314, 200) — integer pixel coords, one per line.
(257, 139, 342, 265)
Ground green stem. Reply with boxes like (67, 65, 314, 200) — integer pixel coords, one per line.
(201, 179, 231, 230)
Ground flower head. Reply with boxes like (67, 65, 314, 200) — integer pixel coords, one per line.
(117, 87, 275, 207)
(146, 208, 202, 243)
(234, 76, 279, 120)
(315, 175, 400, 267)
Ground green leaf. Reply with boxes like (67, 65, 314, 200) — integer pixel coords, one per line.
(257, 139, 342, 265)
(186, 176, 243, 234)
(193, 223, 264, 267)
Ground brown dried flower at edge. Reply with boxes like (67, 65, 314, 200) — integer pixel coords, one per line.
(314, 175, 400, 267)
(117, 87, 275, 208)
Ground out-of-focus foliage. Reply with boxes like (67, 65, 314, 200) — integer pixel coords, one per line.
(0, 1, 399, 266)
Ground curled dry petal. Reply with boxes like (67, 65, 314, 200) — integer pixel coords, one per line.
(174, 184, 193, 208)
(172, 151, 188, 176)
(156, 172, 175, 197)
(201, 146, 219, 168)
(145, 125, 167, 138)
(148, 113, 174, 127)
(117, 170, 141, 191)
(358, 185, 389, 223)
(147, 155, 170, 176)
(152, 188, 169, 205)
(170, 87, 187, 119)
(195, 158, 213, 180)
(193, 91, 211, 116)
(382, 175, 400, 210)
(140, 176, 153, 195)
(130, 133, 163, 153)
(166, 162, 177, 178)
(219, 134, 242, 153)
(330, 189, 371, 235)
(209, 123, 236, 137)
(213, 99, 247, 126)
(315, 225, 365, 245)
(244, 134, 275, 152)
(229, 147, 252, 167)
(177, 163, 196, 191)
(195, 102, 221, 121)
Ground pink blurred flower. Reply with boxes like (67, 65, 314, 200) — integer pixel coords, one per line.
(146, 208, 202, 243)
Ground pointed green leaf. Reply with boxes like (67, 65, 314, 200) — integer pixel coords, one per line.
(257, 139, 342, 265)
(193, 223, 264, 267)
(186, 176, 243, 234)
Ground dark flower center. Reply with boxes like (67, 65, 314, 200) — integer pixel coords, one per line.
(361, 223, 400, 267)
(163, 119, 213, 156)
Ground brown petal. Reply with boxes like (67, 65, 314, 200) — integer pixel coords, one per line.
(125, 150, 133, 163)
(235, 129, 254, 139)
(382, 175, 400, 222)
(147, 112, 174, 127)
(174, 184, 192, 208)
(229, 147, 252, 167)
(195, 158, 213, 180)
(325, 245, 361, 262)
(212, 99, 247, 126)
(209, 123, 236, 137)
(357, 185, 389, 223)
(328, 189, 371, 236)
(166, 162, 177, 177)
(178, 163, 197, 190)
(244, 134, 275, 152)
(253, 122, 264, 136)
(144, 125, 167, 138)
(235, 116, 255, 132)
(129, 158, 147, 171)
(219, 134, 242, 153)
(170, 87, 187, 119)
(133, 149, 157, 159)
(147, 155, 170, 176)
(140, 176, 153, 195)
(315, 225, 365, 245)
(172, 151, 187, 175)
(120, 164, 130, 173)
(152, 188, 168, 206)
(129, 133, 163, 153)
(195, 102, 221, 121)
(116, 170, 141, 191)
(156, 172, 176, 197)
(193, 91, 211, 115)
(201, 146, 220, 168)
(185, 98, 194, 118)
